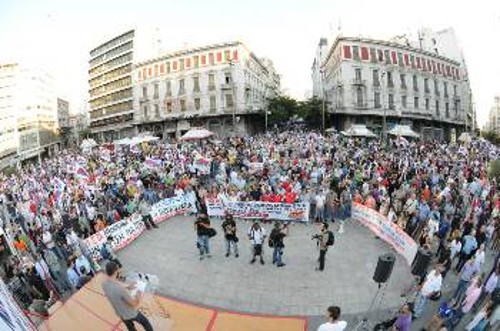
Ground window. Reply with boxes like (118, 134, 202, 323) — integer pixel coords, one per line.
(143, 105, 148, 119)
(453, 85, 457, 96)
(434, 79, 439, 96)
(445, 102, 449, 117)
(355, 68, 362, 81)
(356, 87, 363, 107)
(373, 70, 380, 87)
(209, 53, 214, 65)
(370, 48, 377, 63)
(388, 94, 394, 110)
(387, 72, 394, 88)
(425, 98, 430, 110)
(210, 96, 216, 111)
(166, 101, 172, 113)
(166, 81, 172, 96)
(180, 99, 186, 112)
(154, 104, 160, 117)
(401, 95, 407, 109)
(352, 46, 360, 60)
(424, 78, 429, 93)
(444, 82, 448, 97)
(398, 52, 404, 67)
(410, 54, 415, 68)
(435, 100, 440, 115)
(414, 97, 419, 109)
(193, 76, 200, 92)
(193, 56, 199, 68)
(224, 50, 231, 61)
(225, 73, 232, 84)
(142, 86, 148, 98)
(400, 74, 406, 89)
(153, 83, 159, 99)
(194, 98, 201, 110)
(374, 92, 381, 108)
(225, 94, 234, 108)
(178, 79, 185, 95)
(179, 59, 185, 71)
(384, 50, 391, 64)
(377, 49, 384, 62)
(413, 75, 418, 92)
(166, 62, 171, 74)
(208, 73, 215, 91)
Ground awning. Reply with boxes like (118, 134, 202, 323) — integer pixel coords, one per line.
(341, 125, 377, 138)
(388, 125, 420, 138)
(179, 128, 215, 141)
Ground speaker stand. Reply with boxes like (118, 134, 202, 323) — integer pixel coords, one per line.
(355, 282, 386, 331)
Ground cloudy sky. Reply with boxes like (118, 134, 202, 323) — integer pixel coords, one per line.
(0, 0, 499, 125)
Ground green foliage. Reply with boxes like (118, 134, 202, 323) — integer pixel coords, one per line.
(482, 131, 500, 145)
(297, 97, 323, 129)
(78, 128, 92, 139)
(488, 159, 500, 183)
(267, 96, 298, 125)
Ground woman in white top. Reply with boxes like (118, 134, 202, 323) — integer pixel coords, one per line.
(450, 237, 462, 261)
(317, 306, 347, 331)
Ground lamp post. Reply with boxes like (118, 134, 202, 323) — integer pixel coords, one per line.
(263, 85, 271, 133)
(228, 60, 236, 137)
(320, 69, 326, 135)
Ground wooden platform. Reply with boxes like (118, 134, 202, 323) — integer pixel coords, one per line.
(40, 274, 307, 331)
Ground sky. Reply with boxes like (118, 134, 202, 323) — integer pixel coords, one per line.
(0, 0, 499, 126)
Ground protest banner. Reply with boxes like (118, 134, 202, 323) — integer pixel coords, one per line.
(85, 194, 197, 260)
(193, 157, 211, 174)
(205, 199, 309, 222)
(352, 203, 418, 265)
(0, 279, 36, 330)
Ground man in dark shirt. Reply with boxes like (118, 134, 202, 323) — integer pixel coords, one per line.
(222, 215, 238, 258)
(194, 215, 212, 260)
(270, 222, 288, 267)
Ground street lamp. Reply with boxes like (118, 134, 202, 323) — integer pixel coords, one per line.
(320, 69, 326, 135)
(228, 60, 236, 137)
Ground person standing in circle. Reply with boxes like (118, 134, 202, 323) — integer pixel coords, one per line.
(102, 261, 153, 331)
(222, 214, 239, 258)
(194, 214, 212, 260)
(248, 222, 266, 265)
(317, 306, 347, 331)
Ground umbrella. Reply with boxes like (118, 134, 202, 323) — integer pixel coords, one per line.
(179, 128, 214, 141)
(387, 125, 420, 138)
(342, 125, 377, 138)
(80, 138, 97, 149)
(325, 127, 337, 133)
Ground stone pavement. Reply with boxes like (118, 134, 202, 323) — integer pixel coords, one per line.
(117, 216, 498, 330)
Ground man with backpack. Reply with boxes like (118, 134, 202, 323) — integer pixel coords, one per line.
(248, 222, 266, 265)
(314, 222, 334, 271)
(269, 222, 288, 267)
(221, 214, 239, 258)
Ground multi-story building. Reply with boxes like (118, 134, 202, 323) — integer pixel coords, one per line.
(57, 98, 70, 128)
(0, 63, 59, 165)
(484, 96, 500, 134)
(134, 41, 280, 138)
(318, 35, 471, 141)
(311, 38, 329, 98)
(0, 64, 19, 168)
(88, 30, 135, 140)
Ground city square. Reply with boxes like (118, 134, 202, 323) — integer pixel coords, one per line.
(0, 1, 500, 331)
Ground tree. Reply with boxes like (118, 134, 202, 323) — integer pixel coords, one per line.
(297, 97, 323, 129)
(482, 130, 500, 145)
(267, 96, 298, 125)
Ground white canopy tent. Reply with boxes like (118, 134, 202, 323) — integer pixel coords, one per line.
(80, 138, 97, 149)
(387, 125, 420, 138)
(179, 128, 214, 141)
(340, 125, 377, 138)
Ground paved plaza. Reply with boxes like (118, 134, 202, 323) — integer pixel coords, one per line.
(117, 216, 413, 318)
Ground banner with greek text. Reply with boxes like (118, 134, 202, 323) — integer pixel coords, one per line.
(85, 194, 197, 260)
(0, 279, 36, 330)
(352, 203, 418, 265)
(205, 199, 309, 222)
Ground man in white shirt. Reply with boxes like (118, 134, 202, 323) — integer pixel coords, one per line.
(317, 306, 347, 331)
(248, 222, 266, 265)
(413, 264, 443, 318)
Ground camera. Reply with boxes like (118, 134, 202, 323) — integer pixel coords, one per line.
(311, 234, 321, 240)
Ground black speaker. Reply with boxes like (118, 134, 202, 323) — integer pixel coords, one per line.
(373, 253, 396, 283)
(411, 248, 432, 277)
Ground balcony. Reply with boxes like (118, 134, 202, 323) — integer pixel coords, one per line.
(352, 78, 366, 85)
(139, 96, 149, 102)
(221, 83, 233, 90)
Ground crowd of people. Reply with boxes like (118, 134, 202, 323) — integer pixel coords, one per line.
(0, 128, 499, 330)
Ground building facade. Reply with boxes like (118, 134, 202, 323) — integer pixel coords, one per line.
(88, 30, 135, 140)
(311, 38, 329, 98)
(133, 41, 280, 138)
(0, 64, 19, 168)
(318, 36, 471, 141)
(0, 63, 59, 166)
(57, 98, 70, 128)
(485, 96, 500, 133)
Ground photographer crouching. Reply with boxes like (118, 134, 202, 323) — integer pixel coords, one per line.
(312, 222, 334, 271)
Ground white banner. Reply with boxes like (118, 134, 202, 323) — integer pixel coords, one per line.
(0, 279, 36, 330)
(352, 203, 418, 265)
(205, 199, 310, 222)
(85, 194, 197, 260)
